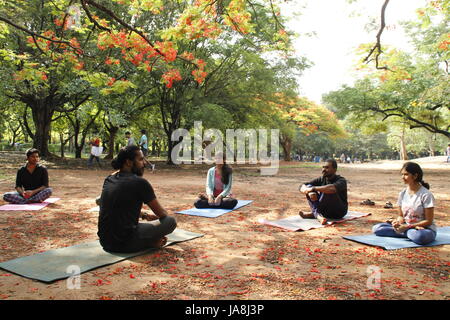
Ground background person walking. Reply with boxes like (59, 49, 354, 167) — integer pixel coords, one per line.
(88, 137, 102, 168)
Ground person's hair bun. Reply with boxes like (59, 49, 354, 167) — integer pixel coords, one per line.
(110, 145, 141, 170)
(111, 158, 120, 170)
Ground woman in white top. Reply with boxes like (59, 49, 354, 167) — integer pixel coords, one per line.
(372, 162, 437, 245)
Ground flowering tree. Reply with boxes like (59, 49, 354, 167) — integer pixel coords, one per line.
(273, 96, 346, 161)
(0, 0, 293, 156)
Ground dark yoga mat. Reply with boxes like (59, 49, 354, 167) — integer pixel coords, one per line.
(343, 226, 450, 250)
(0, 228, 203, 283)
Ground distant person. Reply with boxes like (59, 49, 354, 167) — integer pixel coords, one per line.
(3, 148, 52, 204)
(125, 131, 136, 147)
(298, 159, 348, 225)
(139, 129, 148, 157)
(98, 145, 176, 253)
(340, 153, 345, 163)
(446, 143, 450, 163)
(138, 129, 155, 172)
(372, 162, 436, 245)
(88, 137, 102, 168)
(346, 156, 351, 164)
(194, 152, 238, 209)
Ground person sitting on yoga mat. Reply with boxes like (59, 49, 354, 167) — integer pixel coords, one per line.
(298, 158, 348, 225)
(372, 162, 436, 245)
(98, 145, 176, 253)
(194, 152, 238, 209)
(3, 148, 52, 204)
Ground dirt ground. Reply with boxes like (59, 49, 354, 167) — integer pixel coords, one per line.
(0, 153, 449, 300)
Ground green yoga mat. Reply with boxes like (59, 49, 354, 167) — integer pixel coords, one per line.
(0, 228, 203, 283)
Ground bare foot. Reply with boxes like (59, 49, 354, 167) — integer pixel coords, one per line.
(385, 217, 395, 224)
(299, 211, 315, 219)
(317, 215, 328, 225)
(151, 236, 167, 248)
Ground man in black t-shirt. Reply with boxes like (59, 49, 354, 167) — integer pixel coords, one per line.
(3, 148, 52, 204)
(98, 145, 176, 253)
(298, 159, 348, 225)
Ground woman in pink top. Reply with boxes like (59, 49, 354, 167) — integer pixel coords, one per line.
(194, 152, 238, 209)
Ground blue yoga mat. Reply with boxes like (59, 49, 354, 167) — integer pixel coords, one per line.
(175, 200, 253, 218)
(343, 226, 450, 250)
(0, 228, 203, 283)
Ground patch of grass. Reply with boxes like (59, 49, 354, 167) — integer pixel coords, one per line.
(238, 170, 261, 177)
(0, 170, 13, 181)
(278, 163, 321, 169)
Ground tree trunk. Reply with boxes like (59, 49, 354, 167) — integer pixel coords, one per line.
(75, 144, 83, 158)
(400, 127, 408, 160)
(166, 131, 175, 165)
(30, 101, 54, 158)
(73, 122, 83, 158)
(280, 135, 292, 161)
(22, 125, 29, 143)
(9, 126, 20, 146)
(70, 111, 100, 159)
(152, 139, 156, 156)
(105, 126, 119, 159)
(429, 134, 435, 156)
(156, 140, 161, 157)
(59, 133, 65, 158)
(69, 136, 74, 154)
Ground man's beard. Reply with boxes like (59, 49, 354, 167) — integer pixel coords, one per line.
(132, 164, 144, 176)
(322, 172, 332, 178)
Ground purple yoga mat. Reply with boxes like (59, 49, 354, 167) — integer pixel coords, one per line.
(0, 198, 60, 211)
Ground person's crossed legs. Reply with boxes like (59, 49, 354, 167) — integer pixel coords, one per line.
(299, 186, 328, 225)
(3, 192, 27, 204)
(299, 186, 347, 225)
(194, 194, 238, 209)
(372, 222, 436, 245)
(3, 188, 52, 204)
(103, 216, 177, 253)
(299, 191, 328, 223)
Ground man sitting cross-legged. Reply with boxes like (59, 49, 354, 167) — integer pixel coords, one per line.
(298, 159, 348, 225)
(98, 145, 176, 253)
(3, 148, 52, 204)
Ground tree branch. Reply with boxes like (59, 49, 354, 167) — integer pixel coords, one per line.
(363, 0, 391, 71)
(80, 0, 111, 32)
(369, 105, 450, 138)
(0, 15, 81, 53)
(22, 106, 34, 140)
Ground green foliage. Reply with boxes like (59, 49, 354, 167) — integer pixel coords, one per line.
(331, 0, 450, 145)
